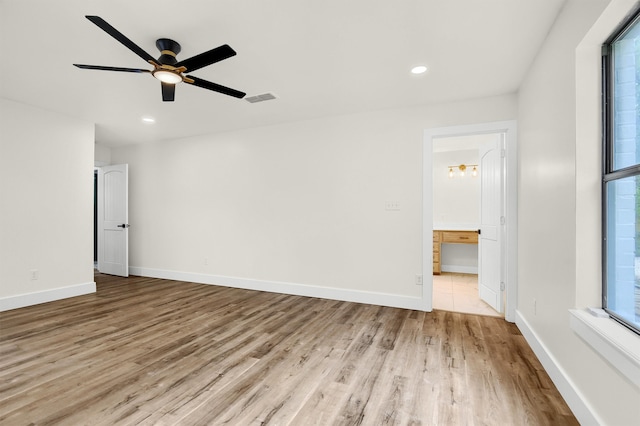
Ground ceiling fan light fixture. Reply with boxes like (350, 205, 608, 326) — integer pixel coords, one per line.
(152, 70, 183, 84)
(74, 16, 245, 101)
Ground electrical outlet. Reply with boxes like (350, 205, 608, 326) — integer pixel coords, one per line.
(204, 258, 208, 266)
(30, 269, 39, 280)
(415, 274, 423, 285)
(533, 299, 537, 315)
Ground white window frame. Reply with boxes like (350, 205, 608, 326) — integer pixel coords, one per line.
(601, 8, 640, 336)
(572, 0, 640, 391)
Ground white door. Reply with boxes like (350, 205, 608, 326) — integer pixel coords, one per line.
(478, 135, 504, 313)
(98, 164, 129, 277)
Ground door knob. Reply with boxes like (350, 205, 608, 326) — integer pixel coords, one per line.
(117, 224, 130, 228)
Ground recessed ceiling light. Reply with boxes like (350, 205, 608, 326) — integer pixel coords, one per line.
(411, 65, 428, 75)
(142, 117, 155, 123)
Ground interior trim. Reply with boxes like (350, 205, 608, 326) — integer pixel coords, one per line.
(441, 265, 479, 274)
(569, 308, 640, 389)
(0, 282, 96, 312)
(423, 120, 518, 320)
(516, 310, 600, 425)
(129, 266, 424, 311)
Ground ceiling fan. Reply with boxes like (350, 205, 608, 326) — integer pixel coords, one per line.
(73, 15, 246, 102)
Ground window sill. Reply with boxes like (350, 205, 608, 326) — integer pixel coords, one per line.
(569, 309, 640, 389)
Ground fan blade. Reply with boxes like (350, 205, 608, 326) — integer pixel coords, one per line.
(85, 16, 156, 64)
(185, 75, 245, 98)
(174, 44, 236, 73)
(161, 82, 175, 102)
(74, 64, 150, 73)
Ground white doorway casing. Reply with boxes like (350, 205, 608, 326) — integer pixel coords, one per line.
(423, 121, 517, 322)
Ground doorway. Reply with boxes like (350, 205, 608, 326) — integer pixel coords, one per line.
(94, 169, 98, 269)
(432, 134, 501, 316)
(422, 121, 517, 322)
(94, 164, 130, 277)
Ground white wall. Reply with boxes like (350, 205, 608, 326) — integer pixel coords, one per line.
(95, 143, 111, 166)
(432, 149, 480, 226)
(111, 95, 516, 307)
(0, 98, 95, 310)
(517, 0, 640, 424)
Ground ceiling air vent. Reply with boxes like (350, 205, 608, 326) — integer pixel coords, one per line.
(245, 93, 277, 103)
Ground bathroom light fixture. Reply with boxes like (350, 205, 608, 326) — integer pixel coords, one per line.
(448, 164, 478, 178)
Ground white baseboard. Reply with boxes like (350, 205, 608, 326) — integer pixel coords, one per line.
(129, 266, 424, 311)
(441, 264, 478, 274)
(0, 282, 96, 312)
(515, 310, 600, 426)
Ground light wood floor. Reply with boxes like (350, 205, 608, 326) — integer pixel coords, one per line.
(0, 274, 577, 425)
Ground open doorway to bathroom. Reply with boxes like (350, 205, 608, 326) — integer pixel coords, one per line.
(423, 121, 517, 322)
(432, 134, 502, 317)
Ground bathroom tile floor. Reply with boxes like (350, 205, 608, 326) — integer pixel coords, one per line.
(433, 272, 502, 317)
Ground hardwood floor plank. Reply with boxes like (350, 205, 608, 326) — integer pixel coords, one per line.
(211, 342, 338, 425)
(254, 348, 346, 425)
(0, 274, 578, 425)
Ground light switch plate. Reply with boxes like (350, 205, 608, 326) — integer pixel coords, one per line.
(385, 201, 400, 211)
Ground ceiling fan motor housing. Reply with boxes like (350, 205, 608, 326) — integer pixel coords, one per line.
(156, 38, 181, 65)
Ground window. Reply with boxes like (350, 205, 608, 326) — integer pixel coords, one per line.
(603, 10, 640, 334)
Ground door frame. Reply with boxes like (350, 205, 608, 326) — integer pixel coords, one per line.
(422, 121, 517, 322)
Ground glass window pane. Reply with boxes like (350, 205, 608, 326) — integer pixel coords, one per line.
(605, 176, 640, 330)
(611, 21, 640, 171)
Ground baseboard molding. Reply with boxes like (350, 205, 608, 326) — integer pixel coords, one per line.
(0, 282, 96, 312)
(515, 310, 600, 426)
(441, 264, 478, 274)
(129, 266, 424, 311)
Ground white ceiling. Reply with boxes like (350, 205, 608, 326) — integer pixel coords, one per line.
(0, 0, 565, 147)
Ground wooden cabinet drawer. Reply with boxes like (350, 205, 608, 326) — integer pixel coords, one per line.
(442, 231, 478, 244)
